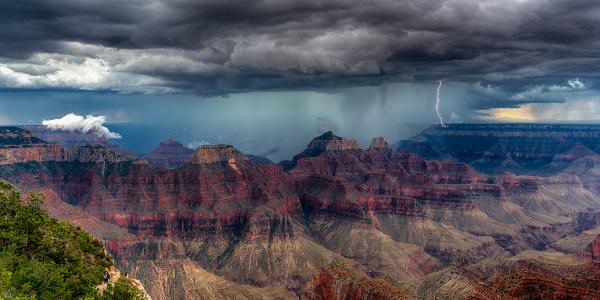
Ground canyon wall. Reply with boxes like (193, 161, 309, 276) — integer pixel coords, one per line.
(0, 127, 599, 299)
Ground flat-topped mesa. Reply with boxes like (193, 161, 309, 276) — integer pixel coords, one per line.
(143, 139, 194, 168)
(403, 124, 600, 175)
(64, 144, 137, 163)
(368, 137, 389, 150)
(189, 144, 250, 165)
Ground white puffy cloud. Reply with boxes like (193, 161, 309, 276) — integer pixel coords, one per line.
(42, 113, 122, 139)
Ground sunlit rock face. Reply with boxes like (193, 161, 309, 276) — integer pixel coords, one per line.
(1, 127, 600, 299)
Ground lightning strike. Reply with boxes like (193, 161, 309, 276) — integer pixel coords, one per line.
(435, 80, 447, 127)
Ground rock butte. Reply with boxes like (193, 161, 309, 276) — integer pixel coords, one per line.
(143, 140, 195, 169)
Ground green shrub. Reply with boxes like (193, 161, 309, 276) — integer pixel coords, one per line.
(0, 180, 141, 300)
(99, 278, 145, 300)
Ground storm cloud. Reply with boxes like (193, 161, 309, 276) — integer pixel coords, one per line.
(0, 0, 598, 100)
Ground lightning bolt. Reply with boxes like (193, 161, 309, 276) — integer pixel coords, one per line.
(435, 80, 447, 127)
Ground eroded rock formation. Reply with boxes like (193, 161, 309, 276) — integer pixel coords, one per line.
(143, 140, 194, 169)
(1, 127, 600, 299)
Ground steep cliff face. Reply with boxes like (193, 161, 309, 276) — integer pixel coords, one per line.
(1, 127, 600, 299)
(143, 140, 194, 169)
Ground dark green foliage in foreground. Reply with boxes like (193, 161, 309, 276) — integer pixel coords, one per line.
(0, 180, 141, 299)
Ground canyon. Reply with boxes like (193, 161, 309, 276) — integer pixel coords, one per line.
(1, 125, 600, 299)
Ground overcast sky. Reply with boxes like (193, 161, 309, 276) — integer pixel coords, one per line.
(1, 0, 600, 158)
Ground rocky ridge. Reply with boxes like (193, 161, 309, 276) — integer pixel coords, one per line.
(399, 124, 600, 175)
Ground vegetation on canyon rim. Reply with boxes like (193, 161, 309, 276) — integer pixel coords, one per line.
(0, 180, 143, 300)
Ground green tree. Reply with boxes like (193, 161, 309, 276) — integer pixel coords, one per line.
(0, 180, 143, 300)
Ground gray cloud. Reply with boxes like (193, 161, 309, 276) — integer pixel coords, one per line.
(0, 0, 599, 107)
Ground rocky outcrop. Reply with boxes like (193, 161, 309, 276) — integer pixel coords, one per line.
(97, 266, 151, 300)
(301, 260, 414, 300)
(143, 140, 194, 169)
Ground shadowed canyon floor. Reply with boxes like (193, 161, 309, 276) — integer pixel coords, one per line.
(1, 125, 600, 299)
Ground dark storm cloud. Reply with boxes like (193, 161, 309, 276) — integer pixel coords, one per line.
(1, 0, 599, 103)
